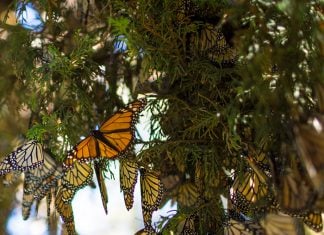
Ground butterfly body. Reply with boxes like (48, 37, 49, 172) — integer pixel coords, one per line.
(90, 129, 128, 153)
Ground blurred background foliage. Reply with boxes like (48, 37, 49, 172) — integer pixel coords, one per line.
(0, 0, 323, 234)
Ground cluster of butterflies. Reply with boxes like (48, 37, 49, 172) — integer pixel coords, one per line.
(156, 145, 323, 235)
(223, 144, 324, 235)
(0, 98, 164, 235)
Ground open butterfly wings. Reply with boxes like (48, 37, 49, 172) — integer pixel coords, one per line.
(63, 99, 147, 168)
(0, 140, 44, 175)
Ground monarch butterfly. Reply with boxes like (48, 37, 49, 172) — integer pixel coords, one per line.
(140, 168, 164, 211)
(63, 99, 147, 168)
(55, 187, 76, 235)
(22, 169, 43, 220)
(94, 161, 108, 214)
(22, 188, 35, 220)
(178, 214, 197, 235)
(276, 167, 316, 214)
(140, 168, 164, 231)
(230, 155, 270, 214)
(260, 212, 303, 235)
(62, 160, 93, 190)
(41, 189, 56, 220)
(22, 152, 62, 219)
(0, 140, 44, 175)
(32, 152, 62, 200)
(224, 219, 265, 235)
(249, 149, 271, 174)
(119, 159, 138, 210)
(142, 208, 155, 233)
(190, 23, 224, 52)
(33, 169, 62, 201)
(295, 119, 324, 193)
(29, 151, 61, 181)
(177, 182, 199, 208)
(189, 23, 237, 67)
(270, 150, 317, 215)
(301, 211, 323, 232)
(22, 188, 54, 220)
(60, 186, 76, 203)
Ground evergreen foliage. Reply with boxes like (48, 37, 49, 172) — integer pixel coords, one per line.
(0, 0, 323, 234)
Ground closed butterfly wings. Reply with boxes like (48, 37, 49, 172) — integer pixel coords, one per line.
(231, 154, 270, 214)
(294, 116, 324, 197)
(224, 219, 265, 235)
(22, 151, 62, 220)
(140, 168, 164, 232)
(270, 150, 317, 215)
(0, 157, 12, 175)
(178, 214, 197, 235)
(260, 213, 303, 235)
(120, 159, 138, 210)
(64, 99, 147, 168)
(140, 169, 164, 211)
(177, 182, 199, 208)
(55, 187, 76, 235)
(94, 161, 108, 214)
(22, 173, 39, 220)
(0, 140, 44, 175)
(190, 23, 237, 66)
(259, 212, 322, 234)
(301, 211, 323, 232)
(61, 161, 93, 203)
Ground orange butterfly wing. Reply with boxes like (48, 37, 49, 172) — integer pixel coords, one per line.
(64, 99, 146, 168)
